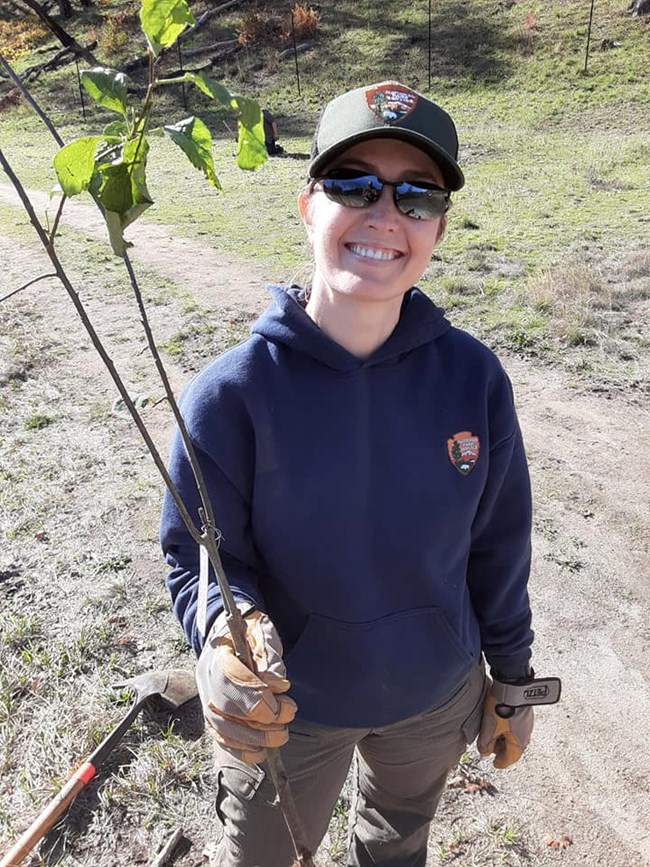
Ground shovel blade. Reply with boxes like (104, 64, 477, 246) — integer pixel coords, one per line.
(112, 668, 198, 709)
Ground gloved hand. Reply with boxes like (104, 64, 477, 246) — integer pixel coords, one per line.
(196, 609, 297, 763)
(477, 683, 534, 769)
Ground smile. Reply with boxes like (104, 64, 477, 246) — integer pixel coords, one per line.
(347, 243, 401, 261)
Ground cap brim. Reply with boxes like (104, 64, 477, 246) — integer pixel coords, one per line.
(309, 128, 465, 192)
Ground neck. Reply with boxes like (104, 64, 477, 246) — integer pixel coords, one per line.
(305, 287, 403, 358)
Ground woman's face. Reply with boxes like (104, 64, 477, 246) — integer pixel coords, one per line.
(299, 138, 448, 307)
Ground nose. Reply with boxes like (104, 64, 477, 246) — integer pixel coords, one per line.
(365, 184, 400, 228)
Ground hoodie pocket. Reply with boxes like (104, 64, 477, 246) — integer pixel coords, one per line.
(285, 607, 475, 728)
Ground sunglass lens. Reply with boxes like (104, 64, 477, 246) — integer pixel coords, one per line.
(395, 183, 449, 220)
(321, 175, 382, 208)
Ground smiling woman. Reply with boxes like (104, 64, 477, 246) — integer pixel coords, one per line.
(160, 80, 556, 867)
(299, 138, 449, 356)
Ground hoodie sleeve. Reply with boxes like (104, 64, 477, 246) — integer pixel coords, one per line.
(466, 375, 534, 679)
(160, 372, 264, 656)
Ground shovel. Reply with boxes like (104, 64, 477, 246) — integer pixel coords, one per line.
(0, 668, 198, 867)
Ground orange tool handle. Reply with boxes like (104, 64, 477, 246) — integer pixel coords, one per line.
(0, 762, 96, 867)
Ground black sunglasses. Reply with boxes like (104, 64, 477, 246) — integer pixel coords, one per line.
(315, 170, 451, 220)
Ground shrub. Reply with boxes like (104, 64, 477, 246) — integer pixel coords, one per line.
(237, 11, 283, 46)
(0, 19, 49, 63)
(98, 14, 130, 59)
(283, 4, 319, 43)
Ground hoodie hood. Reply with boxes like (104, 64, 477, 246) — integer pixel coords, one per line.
(251, 284, 451, 372)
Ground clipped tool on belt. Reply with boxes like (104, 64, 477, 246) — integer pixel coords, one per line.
(492, 674, 562, 718)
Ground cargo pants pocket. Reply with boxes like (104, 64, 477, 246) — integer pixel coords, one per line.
(460, 662, 488, 745)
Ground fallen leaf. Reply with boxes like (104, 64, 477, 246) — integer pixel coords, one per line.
(108, 615, 129, 627)
(463, 777, 492, 794)
(545, 833, 572, 850)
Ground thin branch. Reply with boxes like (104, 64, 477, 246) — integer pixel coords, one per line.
(0, 273, 59, 304)
(148, 827, 184, 867)
(11, 0, 98, 65)
(179, 0, 247, 42)
(121, 252, 242, 624)
(180, 39, 238, 59)
(0, 54, 211, 575)
(278, 40, 315, 61)
(0, 44, 239, 644)
(47, 192, 67, 250)
(0, 52, 64, 147)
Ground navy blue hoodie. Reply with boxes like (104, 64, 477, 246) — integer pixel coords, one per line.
(160, 285, 533, 728)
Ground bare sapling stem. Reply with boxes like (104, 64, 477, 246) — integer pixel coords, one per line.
(196, 520, 315, 865)
(0, 148, 202, 546)
(121, 254, 247, 627)
(121, 253, 217, 531)
(2, 51, 316, 867)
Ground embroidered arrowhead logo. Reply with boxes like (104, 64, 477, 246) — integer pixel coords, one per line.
(364, 83, 418, 125)
(447, 431, 480, 475)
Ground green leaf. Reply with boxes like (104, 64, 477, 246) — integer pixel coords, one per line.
(182, 75, 266, 171)
(102, 119, 129, 142)
(163, 116, 221, 189)
(104, 210, 132, 256)
(232, 96, 267, 171)
(140, 0, 195, 55)
(94, 136, 153, 255)
(81, 68, 129, 116)
(186, 72, 235, 108)
(53, 136, 102, 196)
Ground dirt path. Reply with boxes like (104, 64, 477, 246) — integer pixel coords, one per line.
(0, 183, 271, 315)
(1, 190, 649, 866)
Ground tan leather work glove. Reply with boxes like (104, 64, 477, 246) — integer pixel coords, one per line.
(477, 687, 534, 769)
(196, 609, 297, 763)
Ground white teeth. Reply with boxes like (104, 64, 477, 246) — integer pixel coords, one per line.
(348, 244, 398, 261)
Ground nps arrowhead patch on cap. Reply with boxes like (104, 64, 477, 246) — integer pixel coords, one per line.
(447, 431, 480, 475)
(364, 83, 418, 125)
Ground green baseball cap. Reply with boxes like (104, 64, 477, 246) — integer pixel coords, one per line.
(309, 81, 464, 191)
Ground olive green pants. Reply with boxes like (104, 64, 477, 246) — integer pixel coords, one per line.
(211, 663, 486, 867)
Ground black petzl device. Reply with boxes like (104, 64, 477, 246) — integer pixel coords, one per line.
(492, 677, 562, 709)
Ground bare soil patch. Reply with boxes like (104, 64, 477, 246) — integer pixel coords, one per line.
(1, 194, 649, 866)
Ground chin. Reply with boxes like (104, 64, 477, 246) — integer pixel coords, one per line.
(337, 283, 408, 304)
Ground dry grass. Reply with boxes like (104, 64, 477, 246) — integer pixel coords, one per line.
(0, 19, 49, 63)
(526, 263, 603, 346)
(623, 250, 650, 281)
(236, 3, 318, 47)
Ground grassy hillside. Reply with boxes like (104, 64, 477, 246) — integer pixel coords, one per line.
(1, 0, 649, 391)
